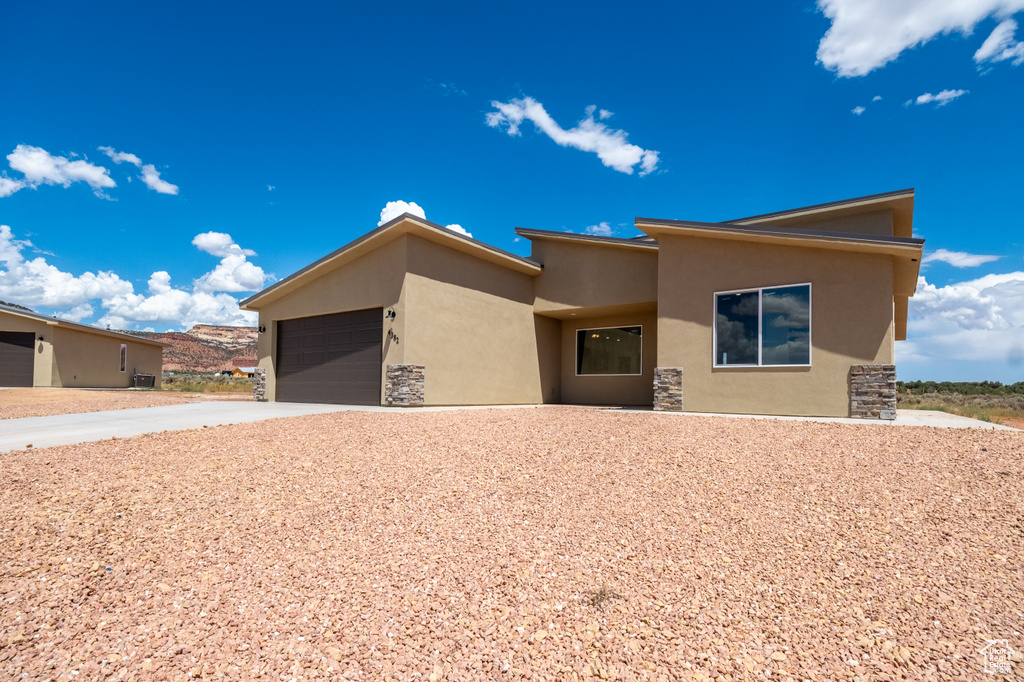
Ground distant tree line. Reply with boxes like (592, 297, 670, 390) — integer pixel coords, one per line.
(898, 380, 1024, 395)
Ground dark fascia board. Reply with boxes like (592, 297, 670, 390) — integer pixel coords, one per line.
(726, 188, 915, 224)
(0, 304, 169, 347)
(634, 217, 925, 248)
(241, 213, 542, 308)
(514, 227, 659, 250)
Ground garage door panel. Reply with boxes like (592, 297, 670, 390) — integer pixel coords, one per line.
(0, 331, 35, 387)
(276, 308, 383, 405)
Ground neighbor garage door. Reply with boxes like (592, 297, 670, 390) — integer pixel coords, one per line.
(0, 331, 35, 387)
(276, 308, 383, 405)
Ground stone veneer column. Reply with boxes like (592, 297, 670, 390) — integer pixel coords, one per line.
(653, 367, 684, 412)
(253, 368, 267, 401)
(385, 364, 425, 407)
(849, 364, 896, 420)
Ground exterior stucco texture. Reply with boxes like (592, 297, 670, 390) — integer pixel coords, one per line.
(243, 198, 921, 417)
(0, 310, 163, 388)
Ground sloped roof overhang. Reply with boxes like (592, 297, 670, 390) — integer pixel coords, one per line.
(514, 227, 659, 251)
(241, 214, 543, 310)
(635, 217, 924, 341)
(0, 304, 168, 347)
(728, 188, 916, 238)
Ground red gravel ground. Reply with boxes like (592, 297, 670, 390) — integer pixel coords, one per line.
(0, 389, 250, 420)
(1, 407, 1022, 681)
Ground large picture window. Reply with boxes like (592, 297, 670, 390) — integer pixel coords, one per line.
(714, 284, 810, 367)
(576, 326, 642, 375)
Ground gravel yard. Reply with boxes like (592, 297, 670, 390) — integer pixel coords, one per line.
(1, 407, 1022, 681)
(0, 389, 250, 420)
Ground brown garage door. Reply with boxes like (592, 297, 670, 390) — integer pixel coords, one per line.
(276, 308, 383, 405)
(0, 331, 35, 387)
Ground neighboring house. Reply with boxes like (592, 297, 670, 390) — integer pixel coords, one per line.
(0, 304, 165, 388)
(240, 189, 924, 418)
(231, 366, 258, 378)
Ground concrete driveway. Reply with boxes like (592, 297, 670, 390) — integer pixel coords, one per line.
(0, 401, 387, 453)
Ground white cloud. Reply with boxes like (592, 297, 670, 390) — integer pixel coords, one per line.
(872, 95, 883, 101)
(0, 223, 263, 330)
(5, 145, 115, 198)
(0, 176, 24, 197)
(378, 200, 426, 226)
(139, 164, 179, 195)
(852, 106, 866, 115)
(900, 273, 1024, 372)
(443, 224, 472, 238)
(974, 17, 1024, 65)
(0, 225, 134, 308)
(913, 89, 969, 106)
(585, 222, 614, 237)
(816, 0, 1024, 76)
(98, 146, 142, 166)
(267, 184, 275, 191)
(923, 248, 1001, 268)
(55, 303, 94, 323)
(99, 146, 179, 195)
(486, 96, 660, 176)
(192, 231, 257, 258)
(377, 200, 472, 238)
(190, 233, 265, 293)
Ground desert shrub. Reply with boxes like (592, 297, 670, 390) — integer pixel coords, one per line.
(160, 372, 252, 393)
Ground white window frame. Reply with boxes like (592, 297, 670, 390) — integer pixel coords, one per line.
(575, 324, 643, 377)
(712, 283, 812, 368)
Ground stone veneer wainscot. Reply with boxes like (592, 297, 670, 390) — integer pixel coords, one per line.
(385, 364, 425, 407)
(653, 367, 684, 412)
(849, 364, 896, 420)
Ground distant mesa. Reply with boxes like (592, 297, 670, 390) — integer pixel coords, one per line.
(127, 324, 258, 372)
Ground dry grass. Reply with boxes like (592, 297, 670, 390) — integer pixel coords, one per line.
(898, 391, 1024, 426)
(2, 407, 1022, 680)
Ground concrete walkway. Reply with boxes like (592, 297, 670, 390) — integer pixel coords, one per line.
(615, 406, 1017, 430)
(1, 402, 1016, 453)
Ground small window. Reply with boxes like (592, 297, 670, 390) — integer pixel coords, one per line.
(715, 284, 810, 367)
(576, 326, 642, 375)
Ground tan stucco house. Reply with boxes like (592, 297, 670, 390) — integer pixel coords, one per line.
(240, 189, 924, 419)
(0, 304, 165, 388)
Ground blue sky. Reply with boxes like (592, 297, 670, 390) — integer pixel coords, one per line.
(1, 1, 1022, 381)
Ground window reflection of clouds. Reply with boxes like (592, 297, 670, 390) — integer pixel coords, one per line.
(762, 286, 810, 366)
(715, 285, 810, 366)
(716, 291, 758, 364)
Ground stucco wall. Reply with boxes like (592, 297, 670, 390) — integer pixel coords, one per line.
(2, 311, 161, 388)
(51, 326, 163, 388)
(529, 239, 658, 313)
(560, 311, 658, 406)
(656, 234, 894, 417)
(253, 235, 409, 403)
(0, 313, 53, 386)
(403, 235, 546, 405)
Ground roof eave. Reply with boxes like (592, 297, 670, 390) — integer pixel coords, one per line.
(514, 227, 659, 250)
(241, 215, 543, 310)
(0, 306, 169, 347)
